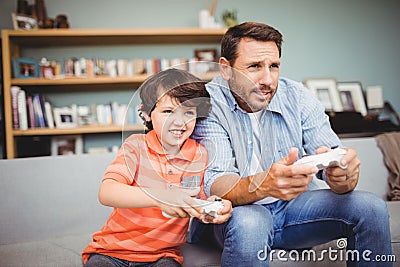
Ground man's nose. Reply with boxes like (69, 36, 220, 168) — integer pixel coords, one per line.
(259, 67, 273, 86)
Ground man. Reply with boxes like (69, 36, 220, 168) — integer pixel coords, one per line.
(190, 22, 392, 266)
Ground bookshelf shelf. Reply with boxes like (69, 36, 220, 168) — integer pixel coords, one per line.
(2, 28, 226, 158)
(12, 124, 145, 136)
(11, 72, 219, 87)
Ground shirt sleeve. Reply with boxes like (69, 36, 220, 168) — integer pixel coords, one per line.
(192, 116, 240, 197)
(298, 83, 342, 181)
(299, 83, 342, 154)
(103, 136, 140, 185)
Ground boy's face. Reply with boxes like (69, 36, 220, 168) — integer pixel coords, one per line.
(150, 94, 197, 155)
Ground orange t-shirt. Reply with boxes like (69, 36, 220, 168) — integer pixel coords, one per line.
(82, 130, 208, 265)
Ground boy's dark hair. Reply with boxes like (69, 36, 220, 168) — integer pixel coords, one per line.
(139, 68, 211, 130)
(221, 22, 283, 66)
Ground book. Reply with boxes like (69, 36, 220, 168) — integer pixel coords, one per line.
(11, 86, 21, 129)
(17, 89, 28, 130)
(26, 96, 35, 128)
(96, 104, 106, 124)
(39, 95, 49, 127)
(44, 102, 54, 128)
(33, 94, 45, 128)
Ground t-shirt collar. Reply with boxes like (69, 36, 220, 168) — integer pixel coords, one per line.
(145, 130, 199, 161)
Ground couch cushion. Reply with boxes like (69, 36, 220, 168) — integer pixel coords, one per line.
(181, 243, 221, 267)
(0, 234, 90, 267)
(387, 201, 400, 242)
(0, 154, 114, 245)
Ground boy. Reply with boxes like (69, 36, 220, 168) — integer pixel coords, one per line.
(82, 68, 232, 267)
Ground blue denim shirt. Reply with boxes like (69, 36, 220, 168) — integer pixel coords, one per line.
(192, 75, 341, 198)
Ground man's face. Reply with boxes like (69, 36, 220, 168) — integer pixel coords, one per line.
(222, 38, 280, 112)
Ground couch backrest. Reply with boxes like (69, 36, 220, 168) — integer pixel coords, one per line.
(0, 153, 115, 245)
(342, 137, 389, 199)
(0, 137, 390, 244)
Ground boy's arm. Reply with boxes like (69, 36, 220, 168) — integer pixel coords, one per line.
(98, 179, 156, 208)
(99, 179, 204, 218)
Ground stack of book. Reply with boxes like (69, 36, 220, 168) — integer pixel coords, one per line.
(11, 86, 53, 130)
(11, 86, 140, 130)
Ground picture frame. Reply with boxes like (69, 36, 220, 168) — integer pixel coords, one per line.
(11, 13, 38, 30)
(51, 135, 83, 156)
(194, 48, 218, 62)
(53, 107, 77, 128)
(337, 82, 367, 116)
(12, 58, 40, 78)
(304, 78, 343, 112)
(194, 48, 218, 73)
(366, 85, 384, 110)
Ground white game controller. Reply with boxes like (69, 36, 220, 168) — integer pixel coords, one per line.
(162, 198, 224, 219)
(194, 198, 224, 218)
(294, 148, 347, 170)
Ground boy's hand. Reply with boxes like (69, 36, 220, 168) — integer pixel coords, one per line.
(200, 196, 232, 224)
(149, 188, 203, 218)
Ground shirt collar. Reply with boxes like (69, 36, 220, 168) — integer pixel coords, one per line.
(145, 130, 200, 161)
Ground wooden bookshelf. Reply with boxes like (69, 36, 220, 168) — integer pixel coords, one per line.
(1, 28, 226, 158)
(12, 124, 145, 136)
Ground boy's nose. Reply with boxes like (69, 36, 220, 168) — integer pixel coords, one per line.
(172, 114, 185, 125)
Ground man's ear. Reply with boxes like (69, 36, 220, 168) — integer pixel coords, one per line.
(219, 57, 233, 81)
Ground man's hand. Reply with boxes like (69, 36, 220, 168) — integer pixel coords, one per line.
(250, 147, 318, 201)
(316, 146, 360, 194)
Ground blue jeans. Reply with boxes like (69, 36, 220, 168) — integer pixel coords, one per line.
(188, 189, 392, 267)
(84, 253, 181, 267)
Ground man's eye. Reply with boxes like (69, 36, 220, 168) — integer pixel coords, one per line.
(249, 64, 260, 69)
(270, 63, 280, 69)
(248, 64, 262, 72)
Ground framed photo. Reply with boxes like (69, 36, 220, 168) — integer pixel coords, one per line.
(51, 135, 83, 156)
(12, 58, 40, 78)
(194, 48, 218, 73)
(366, 85, 384, 110)
(53, 107, 77, 128)
(337, 82, 367, 116)
(304, 78, 343, 112)
(194, 48, 218, 62)
(12, 13, 38, 30)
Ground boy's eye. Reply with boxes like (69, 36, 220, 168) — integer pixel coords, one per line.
(162, 109, 173, 113)
(185, 110, 196, 116)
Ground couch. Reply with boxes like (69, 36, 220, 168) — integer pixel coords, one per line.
(0, 137, 398, 267)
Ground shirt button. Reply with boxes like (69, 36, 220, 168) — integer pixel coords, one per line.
(168, 170, 173, 175)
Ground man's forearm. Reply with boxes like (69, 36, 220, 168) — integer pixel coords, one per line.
(210, 172, 268, 206)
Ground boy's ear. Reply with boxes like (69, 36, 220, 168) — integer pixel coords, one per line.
(141, 111, 151, 122)
(219, 57, 233, 81)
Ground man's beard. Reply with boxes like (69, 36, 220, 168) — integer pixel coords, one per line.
(230, 82, 275, 112)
